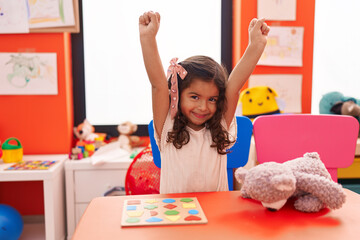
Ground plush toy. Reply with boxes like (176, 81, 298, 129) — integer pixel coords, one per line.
(71, 119, 107, 160)
(235, 152, 346, 213)
(73, 119, 105, 142)
(117, 121, 142, 152)
(319, 91, 360, 115)
(236, 86, 285, 120)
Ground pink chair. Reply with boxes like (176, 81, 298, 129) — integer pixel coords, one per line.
(253, 114, 359, 182)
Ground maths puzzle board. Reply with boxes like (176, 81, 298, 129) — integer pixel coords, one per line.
(121, 197, 208, 227)
(5, 160, 57, 170)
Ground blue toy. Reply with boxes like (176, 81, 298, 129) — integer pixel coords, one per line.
(319, 91, 360, 114)
(0, 204, 24, 240)
(319, 92, 360, 137)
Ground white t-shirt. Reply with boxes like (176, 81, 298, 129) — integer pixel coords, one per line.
(154, 111, 237, 194)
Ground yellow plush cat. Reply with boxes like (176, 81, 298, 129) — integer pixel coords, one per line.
(237, 86, 282, 120)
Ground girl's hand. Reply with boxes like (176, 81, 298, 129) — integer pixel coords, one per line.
(248, 18, 270, 48)
(139, 11, 161, 39)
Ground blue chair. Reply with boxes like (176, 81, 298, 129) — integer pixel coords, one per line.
(148, 116, 253, 190)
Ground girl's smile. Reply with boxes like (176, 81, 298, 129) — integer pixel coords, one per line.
(180, 79, 219, 131)
(192, 112, 209, 119)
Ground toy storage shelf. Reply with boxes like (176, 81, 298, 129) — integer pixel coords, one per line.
(0, 154, 67, 240)
(65, 150, 139, 240)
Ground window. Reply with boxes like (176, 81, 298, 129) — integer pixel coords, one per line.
(72, 0, 232, 136)
(312, 0, 360, 113)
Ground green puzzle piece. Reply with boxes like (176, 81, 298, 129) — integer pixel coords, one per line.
(164, 210, 180, 215)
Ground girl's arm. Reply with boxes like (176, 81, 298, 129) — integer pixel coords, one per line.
(139, 11, 169, 137)
(224, 18, 270, 127)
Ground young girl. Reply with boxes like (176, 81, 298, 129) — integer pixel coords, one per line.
(139, 11, 269, 194)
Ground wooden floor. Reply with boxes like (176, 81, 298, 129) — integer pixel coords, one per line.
(19, 223, 45, 240)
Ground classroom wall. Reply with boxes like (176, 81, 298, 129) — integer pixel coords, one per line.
(0, 33, 73, 154)
(233, 0, 315, 113)
(0, 33, 73, 215)
(0, 0, 315, 216)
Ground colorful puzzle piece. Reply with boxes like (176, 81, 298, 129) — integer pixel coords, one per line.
(144, 205, 158, 210)
(182, 203, 196, 209)
(166, 215, 181, 222)
(121, 197, 207, 227)
(126, 211, 143, 217)
(150, 211, 158, 216)
(164, 210, 179, 215)
(5, 160, 57, 170)
(164, 204, 177, 209)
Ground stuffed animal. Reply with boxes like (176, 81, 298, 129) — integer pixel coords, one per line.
(117, 121, 142, 152)
(235, 152, 346, 212)
(73, 119, 105, 142)
(236, 86, 285, 120)
(319, 91, 360, 115)
(71, 119, 107, 159)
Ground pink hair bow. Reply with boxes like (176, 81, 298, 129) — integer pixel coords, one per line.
(167, 58, 187, 119)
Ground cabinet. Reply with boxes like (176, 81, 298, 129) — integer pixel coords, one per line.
(65, 155, 134, 240)
(0, 154, 67, 240)
(338, 138, 360, 178)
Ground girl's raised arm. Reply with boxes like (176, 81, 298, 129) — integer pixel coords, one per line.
(139, 11, 169, 137)
(224, 18, 269, 127)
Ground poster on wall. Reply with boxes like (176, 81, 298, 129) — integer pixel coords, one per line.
(0, 53, 58, 95)
(0, 0, 29, 33)
(257, 0, 297, 21)
(249, 74, 302, 113)
(28, 0, 75, 29)
(258, 26, 304, 67)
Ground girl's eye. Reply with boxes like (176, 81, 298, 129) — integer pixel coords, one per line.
(191, 95, 199, 100)
(209, 97, 217, 102)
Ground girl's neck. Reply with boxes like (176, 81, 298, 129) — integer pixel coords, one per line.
(187, 122, 206, 131)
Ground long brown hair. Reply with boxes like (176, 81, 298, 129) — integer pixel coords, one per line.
(166, 55, 234, 154)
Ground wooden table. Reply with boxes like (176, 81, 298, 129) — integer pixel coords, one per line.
(73, 189, 360, 240)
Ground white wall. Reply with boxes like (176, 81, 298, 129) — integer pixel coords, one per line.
(312, 0, 360, 113)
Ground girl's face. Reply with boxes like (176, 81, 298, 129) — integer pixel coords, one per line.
(180, 79, 219, 131)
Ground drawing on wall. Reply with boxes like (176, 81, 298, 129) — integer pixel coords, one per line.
(0, 0, 29, 33)
(28, 0, 75, 29)
(258, 26, 304, 67)
(0, 53, 58, 95)
(249, 74, 302, 113)
(258, 0, 297, 21)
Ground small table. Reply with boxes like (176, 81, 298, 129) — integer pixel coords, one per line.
(73, 189, 360, 240)
(0, 154, 67, 240)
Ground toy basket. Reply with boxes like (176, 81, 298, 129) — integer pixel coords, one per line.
(125, 144, 160, 195)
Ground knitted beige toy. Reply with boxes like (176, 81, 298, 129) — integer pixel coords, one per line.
(235, 152, 346, 212)
(117, 121, 141, 152)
